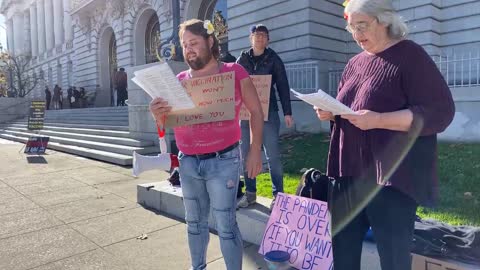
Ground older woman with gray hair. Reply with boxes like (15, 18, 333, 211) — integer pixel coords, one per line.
(315, 0, 455, 269)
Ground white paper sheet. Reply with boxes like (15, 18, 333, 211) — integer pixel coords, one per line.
(291, 88, 356, 115)
(132, 63, 195, 111)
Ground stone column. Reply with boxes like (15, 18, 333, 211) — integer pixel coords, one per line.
(53, 0, 64, 46)
(37, 0, 46, 54)
(6, 19, 14, 53)
(45, 0, 55, 51)
(12, 13, 24, 55)
(29, 5, 38, 56)
(63, 0, 73, 41)
(24, 11, 31, 55)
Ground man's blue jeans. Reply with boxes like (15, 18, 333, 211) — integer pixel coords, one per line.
(240, 111, 284, 196)
(178, 146, 243, 270)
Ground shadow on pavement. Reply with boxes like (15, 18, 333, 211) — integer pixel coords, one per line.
(26, 156, 48, 164)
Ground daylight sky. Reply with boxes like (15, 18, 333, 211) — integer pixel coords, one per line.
(0, 0, 6, 50)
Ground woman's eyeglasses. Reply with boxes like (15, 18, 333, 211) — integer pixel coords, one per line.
(346, 19, 377, 34)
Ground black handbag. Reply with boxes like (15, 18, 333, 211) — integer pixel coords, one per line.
(295, 168, 330, 202)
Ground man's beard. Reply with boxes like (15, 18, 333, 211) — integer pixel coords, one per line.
(186, 48, 213, 71)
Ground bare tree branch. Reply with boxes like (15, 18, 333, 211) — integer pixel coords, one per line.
(0, 53, 38, 97)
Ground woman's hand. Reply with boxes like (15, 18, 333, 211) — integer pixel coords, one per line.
(149, 97, 172, 126)
(314, 106, 334, 121)
(341, 110, 381, 130)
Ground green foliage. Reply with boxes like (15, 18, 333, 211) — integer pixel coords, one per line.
(254, 133, 480, 226)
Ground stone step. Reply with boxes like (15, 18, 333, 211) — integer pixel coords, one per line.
(1, 129, 159, 156)
(6, 125, 132, 138)
(45, 114, 128, 118)
(3, 127, 153, 147)
(44, 114, 129, 119)
(46, 109, 129, 113)
(0, 133, 134, 165)
(44, 117, 129, 122)
(43, 119, 129, 125)
(10, 121, 129, 131)
(137, 181, 271, 246)
(136, 181, 389, 270)
(45, 107, 128, 114)
(42, 119, 129, 125)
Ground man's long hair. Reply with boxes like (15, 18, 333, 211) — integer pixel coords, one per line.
(179, 19, 220, 60)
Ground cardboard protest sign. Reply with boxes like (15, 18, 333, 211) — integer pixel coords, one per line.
(28, 101, 46, 130)
(166, 72, 235, 127)
(24, 136, 49, 154)
(239, 75, 271, 121)
(259, 193, 333, 270)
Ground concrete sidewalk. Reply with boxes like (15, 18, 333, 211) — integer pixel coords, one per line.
(0, 138, 272, 270)
(0, 138, 381, 270)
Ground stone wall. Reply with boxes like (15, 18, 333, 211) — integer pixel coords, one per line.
(439, 86, 480, 142)
(0, 98, 32, 124)
(126, 61, 189, 151)
(228, 0, 348, 67)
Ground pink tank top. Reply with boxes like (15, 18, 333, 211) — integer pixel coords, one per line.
(174, 62, 249, 155)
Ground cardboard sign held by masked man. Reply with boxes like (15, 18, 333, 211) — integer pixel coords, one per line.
(239, 75, 271, 121)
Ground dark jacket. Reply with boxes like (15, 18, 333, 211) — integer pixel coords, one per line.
(236, 48, 292, 116)
(115, 71, 128, 90)
(45, 89, 51, 100)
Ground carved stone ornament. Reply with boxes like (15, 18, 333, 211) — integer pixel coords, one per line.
(75, 15, 92, 35)
(106, 0, 126, 19)
(213, 10, 228, 43)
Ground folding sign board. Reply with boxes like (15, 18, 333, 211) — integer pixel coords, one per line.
(24, 136, 49, 154)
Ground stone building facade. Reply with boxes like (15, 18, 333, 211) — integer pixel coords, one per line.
(2, 0, 479, 102)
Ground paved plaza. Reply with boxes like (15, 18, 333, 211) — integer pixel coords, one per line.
(0, 138, 272, 270)
(0, 138, 381, 270)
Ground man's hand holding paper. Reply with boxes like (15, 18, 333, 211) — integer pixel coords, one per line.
(132, 63, 196, 111)
(149, 97, 172, 127)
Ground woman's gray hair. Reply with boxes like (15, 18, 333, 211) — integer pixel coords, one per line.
(345, 0, 409, 40)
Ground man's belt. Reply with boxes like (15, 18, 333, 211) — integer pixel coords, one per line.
(188, 142, 240, 160)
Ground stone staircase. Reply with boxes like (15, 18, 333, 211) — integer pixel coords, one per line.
(0, 107, 158, 165)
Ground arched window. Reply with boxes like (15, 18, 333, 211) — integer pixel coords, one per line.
(145, 13, 161, 64)
(198, 0, 232, 62)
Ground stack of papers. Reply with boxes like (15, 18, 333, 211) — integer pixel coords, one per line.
(132, 63, 195, 111)
(290, 89, 356, 115)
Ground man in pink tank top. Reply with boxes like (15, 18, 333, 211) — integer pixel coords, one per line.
(149, 19, 264, 270)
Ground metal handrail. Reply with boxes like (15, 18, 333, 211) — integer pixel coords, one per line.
(327, 51, 480, 94)
(285, 61, 320, 95)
